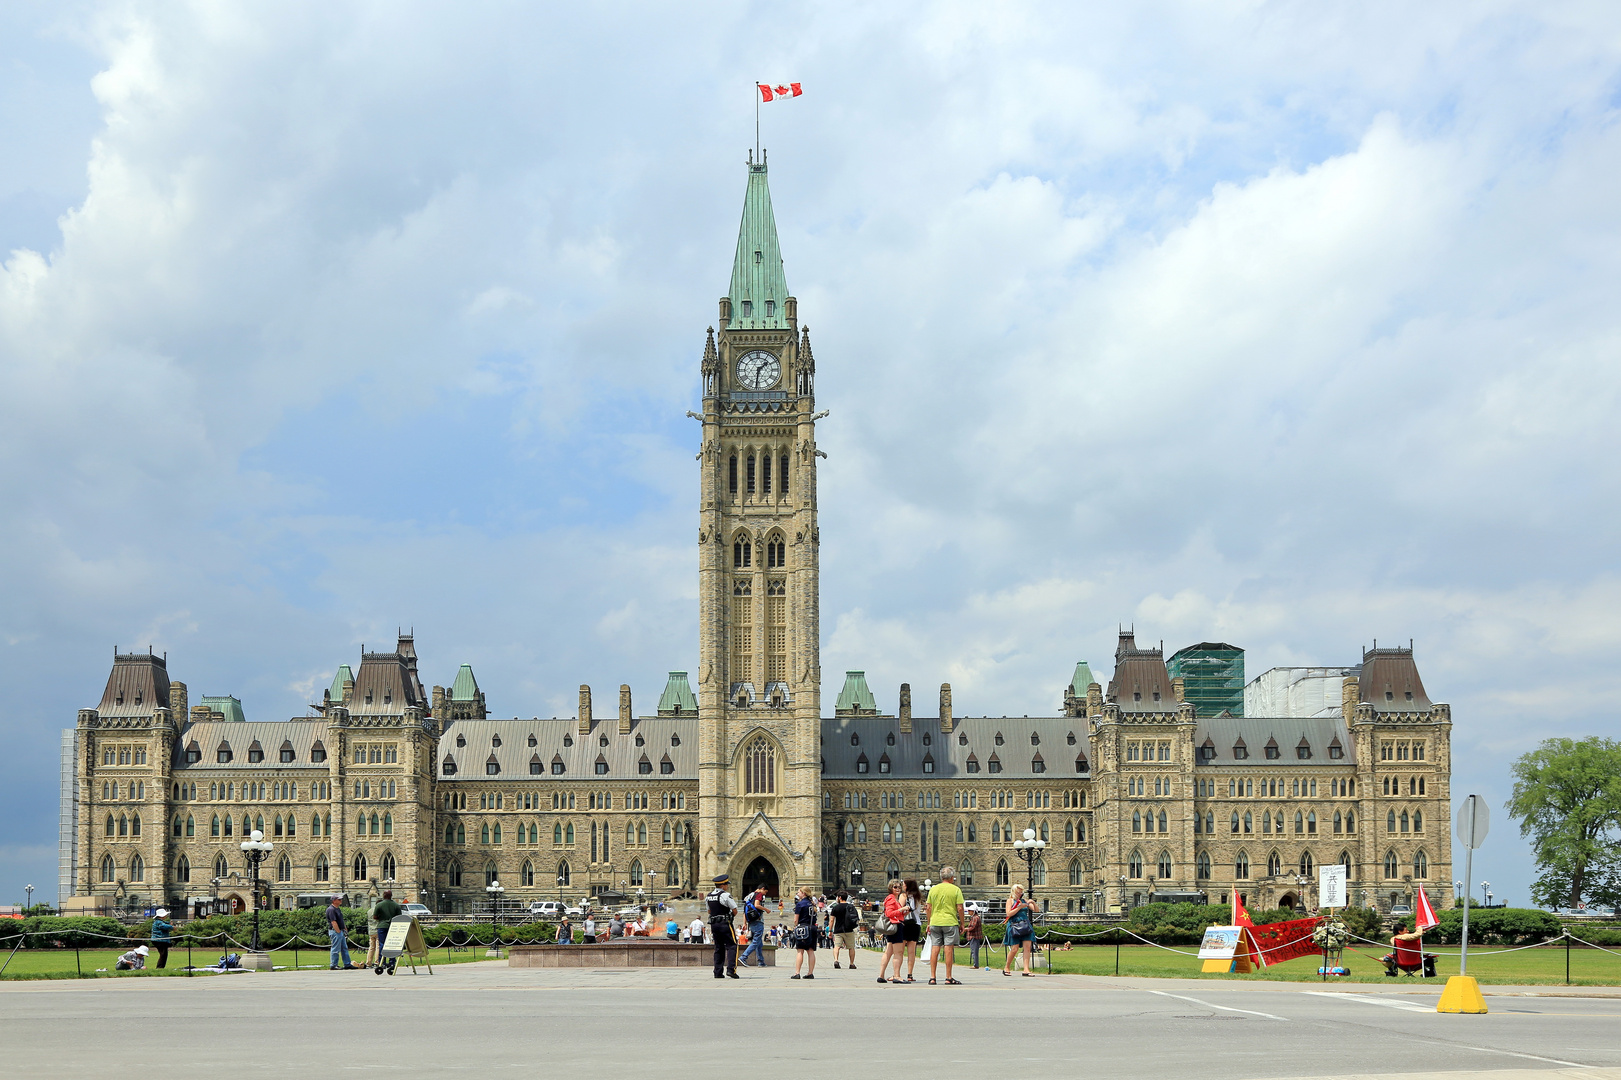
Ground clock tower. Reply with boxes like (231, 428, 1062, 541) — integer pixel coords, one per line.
(695, 156, 823, 897)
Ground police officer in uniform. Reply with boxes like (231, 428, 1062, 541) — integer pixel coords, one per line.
(707, 873, 739, 979)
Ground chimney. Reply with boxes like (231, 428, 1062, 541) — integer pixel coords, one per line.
(898, 683, 912, 734)
(939, 683, 953, 734)
(1171, 676, 1186, 704)
(170, 681, 188, 726)
(1341, 676, 1359, 718)
(578, 685, 593, 734)
(342, 676, 355, 705)
(619, 684, 633, 734)
(432, 686, 446, 717)
(1087, 682, 1103, 717)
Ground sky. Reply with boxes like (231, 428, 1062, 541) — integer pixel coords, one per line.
(2, 1, 1619, 910)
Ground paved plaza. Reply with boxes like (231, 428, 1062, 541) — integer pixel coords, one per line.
(4, 963, 1620, 1078)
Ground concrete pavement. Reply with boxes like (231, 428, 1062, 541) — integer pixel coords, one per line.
(5, 962, 1620, 1078)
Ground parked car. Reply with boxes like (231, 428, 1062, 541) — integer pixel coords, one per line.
(563, 905, 585, 918)
(616, 906, 645, 919)
(402, 903, 432, 918)
(963, 900, 991, 915)
(527, 901, 564, 917)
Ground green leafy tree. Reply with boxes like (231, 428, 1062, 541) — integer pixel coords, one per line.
(1507, 737, 1621, 909)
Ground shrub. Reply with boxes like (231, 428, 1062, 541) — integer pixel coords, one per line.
(1, 916, 132, 950)
(1432, 907, 1562, 946)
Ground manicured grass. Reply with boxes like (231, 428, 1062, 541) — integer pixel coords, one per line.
(0, 944, 496, 979)
(908, 941, 1621, 985)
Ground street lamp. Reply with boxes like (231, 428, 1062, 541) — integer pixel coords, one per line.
(1011, 828, 1048, 904)
(485, 880, 505, 957)
(238, 829, 274, 958)
(24, 884, 33, 912)
(1454, 880, 1463, 902)
(1480, 880, 1490, 909)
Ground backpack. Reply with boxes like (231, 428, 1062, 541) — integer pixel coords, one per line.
(834, 903, 859, 933)
(744, 893, 763, 921)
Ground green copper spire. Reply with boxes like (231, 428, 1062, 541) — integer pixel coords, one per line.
(657, 671, 698, 715)
(1068, 661, 1097, 698)
(727, 161, 790, 330)
(835, 671, 877, 713)
(449, 664, 480, 702)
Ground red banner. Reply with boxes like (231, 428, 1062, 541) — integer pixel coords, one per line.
(1244, 917, 1321, 967)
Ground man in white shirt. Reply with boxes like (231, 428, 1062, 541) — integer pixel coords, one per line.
(688, 917, 705, 944)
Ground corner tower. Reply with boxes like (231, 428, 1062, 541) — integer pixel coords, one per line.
(696, 157, 822, 896)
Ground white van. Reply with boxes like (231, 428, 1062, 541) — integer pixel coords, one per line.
(527, 901, 564, 917)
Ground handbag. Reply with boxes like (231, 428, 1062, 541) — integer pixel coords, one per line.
(874, 910, 893, 935)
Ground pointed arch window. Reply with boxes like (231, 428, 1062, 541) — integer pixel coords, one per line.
(176, 854, 191, 883)
(744, 736, 776, 794)
(1412, 850, 1429, 878)
(1298, 851, 1314, 876)
(214, 854, 229, 879)
(1384, 851, 1399, 879)
(276, 854, 291, 882)
(1156, 851, 1172, 880)
(100, 853, 115, 882)
(1128, 850, 1143, 878)
(1234, 851, 1250, 879)
(354, 854, 368, 881)
(1268, 851, 1282, 876)
(1196, 851, 1212, 880)
(447, 861, 463, 887)
(129, 853, 144, 882)
(381, 852, 397, 881)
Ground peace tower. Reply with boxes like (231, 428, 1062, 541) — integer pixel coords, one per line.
(695, 157, 824, 895)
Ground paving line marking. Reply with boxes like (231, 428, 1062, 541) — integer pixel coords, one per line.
(1452, 1044, 1594, 1069)
(1302, 990, 1433, 1014)
(1145, 989, 1289, 1021)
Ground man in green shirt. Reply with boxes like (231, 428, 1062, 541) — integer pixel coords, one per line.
(925, 867, 967, 985)
(370, 891, 404, 973)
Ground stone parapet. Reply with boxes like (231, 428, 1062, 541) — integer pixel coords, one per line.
(509, 941, 776, 968)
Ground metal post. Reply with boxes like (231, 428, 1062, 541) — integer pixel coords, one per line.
(187, 936, 192, 977)
(1566, 930, 1571, 985)
(1115, 935, 1120, 976)
(1459, 840, 1472, 976)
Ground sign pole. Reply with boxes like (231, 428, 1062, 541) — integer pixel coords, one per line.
(1439, 794, 1488, 1014)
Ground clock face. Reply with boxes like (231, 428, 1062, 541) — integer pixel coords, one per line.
(735, 350, 781, 390)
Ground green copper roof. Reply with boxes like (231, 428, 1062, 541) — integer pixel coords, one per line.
(328, 665, 354, 700)
(727, 163, 790, 330)
(1068, 661, 1097, 697)
(199, 695, 246, 723)
(658, 671, 698, 713)
(835, 671, 876, 712)
(449, 664, 480, 702)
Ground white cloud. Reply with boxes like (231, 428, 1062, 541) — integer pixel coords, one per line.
(3, 0, 1620, 908)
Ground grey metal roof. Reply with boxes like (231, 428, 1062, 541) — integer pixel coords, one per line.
(820, 716, 1089, 780)
(1191, 716, 1354, 765)
(172, 720, 331, 770)
(98, 653, 172, 716)
(437, 718, 700, 781)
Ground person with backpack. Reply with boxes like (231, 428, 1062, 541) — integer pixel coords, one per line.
(829, 890, 859, 970)
(740, 886, 768, 967)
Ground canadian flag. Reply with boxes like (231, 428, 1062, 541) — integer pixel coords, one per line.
(1415, 887, 1439, 932)
(758, 82, 803, 102)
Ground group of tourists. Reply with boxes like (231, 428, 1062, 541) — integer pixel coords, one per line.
(703, 868, 1041, 983)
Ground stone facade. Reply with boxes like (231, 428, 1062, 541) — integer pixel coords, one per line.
(65, 161, 1452, 918)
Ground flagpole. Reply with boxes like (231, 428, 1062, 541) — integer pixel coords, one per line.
(755, 83, 760, 162)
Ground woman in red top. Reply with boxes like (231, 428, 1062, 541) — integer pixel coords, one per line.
(875, 880, 908, 983)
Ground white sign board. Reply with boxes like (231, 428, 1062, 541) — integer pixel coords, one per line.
(1457, 794, 1490, 850)
(1318, 863, 1347, 909)
(1197, 925, 1244, 960)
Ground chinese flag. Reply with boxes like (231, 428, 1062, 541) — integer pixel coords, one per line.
(1232, 892, 1254, 928)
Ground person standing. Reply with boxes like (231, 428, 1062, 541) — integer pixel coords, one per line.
(370, 890, 403, 974)
(964, 906, 985, 969)
(706, 873, 739, 979)
(740, 886, 768, 967)
(789, 885, 818, 979)
(325, 895, 355, 970)
(582, 914, 598, 944)
(876, 880, 908, 983)
(557, 915, 571, 945)
(149, 908, 172, 970)
(925, 867, 967, 985)
(1002, 883, 1037, 977)
(365, 893, 385, 970)
(829, 891, 859, 970)
(609, 914, 625, 940)
(899, 879, 923, 982)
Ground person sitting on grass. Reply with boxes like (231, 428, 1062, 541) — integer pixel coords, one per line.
(115, 945, 149, 970)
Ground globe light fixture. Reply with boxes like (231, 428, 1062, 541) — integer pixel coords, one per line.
(238, 828, 274, 958)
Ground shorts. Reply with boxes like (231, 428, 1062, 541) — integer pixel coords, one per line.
(884, 925, 904, 944)
(927, 925, 960, 948)
(1006, 926, 1033, 945)
(835, 931, 856, 951)
(901, 920, 921, 943)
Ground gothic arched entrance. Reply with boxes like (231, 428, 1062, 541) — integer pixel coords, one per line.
(741, 856, 780, 900)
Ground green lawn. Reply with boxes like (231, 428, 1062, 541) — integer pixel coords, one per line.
(5, 940, 1616, 985)
(0, 944, 495, 979)
(902, 941, 1621, 985)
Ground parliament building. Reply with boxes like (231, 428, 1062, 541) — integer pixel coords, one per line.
(62, 160, 1454, 919)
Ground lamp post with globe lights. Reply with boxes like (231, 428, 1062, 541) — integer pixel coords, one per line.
(485, 880, 505, 957)
(1481, 881, 1490, 910)
(24, 884, 33, 912)
(238, 830, 274, 968)
(1011, 828, 1047, 905)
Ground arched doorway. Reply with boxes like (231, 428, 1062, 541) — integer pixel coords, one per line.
(1279, 892, 1297, 910)
(226, 893, 245, 915)
(741, 856, 779, 900)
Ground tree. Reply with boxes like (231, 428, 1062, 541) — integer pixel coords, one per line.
(1506, 737, 1621, 909)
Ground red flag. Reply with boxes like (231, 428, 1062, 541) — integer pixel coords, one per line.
(1231, 892, 1254, 928)
(1415, 887, 1439, 932)
(758, 82, 802, 102)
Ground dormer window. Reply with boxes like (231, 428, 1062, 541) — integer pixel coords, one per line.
(856, 753, 869, 774)
(765, 300, 775, 317)
(966, 754, 980, 773)
(599, 735, 608, 747)
(1296, 740, 1313, 760)
(1074, 755, 1088, 774)
(1152, 691, 1160, 702)
(486, 756, 500, 776)
(442, 756, 457, 775)
(563, 735, 573, 747)
(530, 754, 543, 776)
(635, 734, 644, 746)
(366, 691, 373, 704)
(1404, 691, 1413, 701)
(551, 755, 566, 775)
(1328, 739, 1345, 760)
(886, 732, 895, 746)
(279, 743, 296, 764)
(1133, 692, 1141, 702)
(528, 734, 537, 747)
(1233, 741, 1248, 760)
(741, 300, 753, 317)
(491, 734, 501, 747)
(135, 690, 142, 705)
(878, 754, 891, 774)
(660, 754, 674, 775)
(1067, 732, 1076, 745)
(851, 733, 860, 746)
(958, 733, 968, 746)
(1031, 754, 1046, 773)
(994, 733, 1004, 746)
(594, 755, 609, 775)
(987, 754, 1002, 774)
(670, 733, 680, 746)
(1385, 691, 1394, 701)
(922, 754, 935, 774)
(456, 734, 466, 748)
(311, 742, 326, 763)
(216, 743, 233, 764)
(383, 692, 391, 705)
(1031, 732, 1040, 745)
(185, 743, 201, 765)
